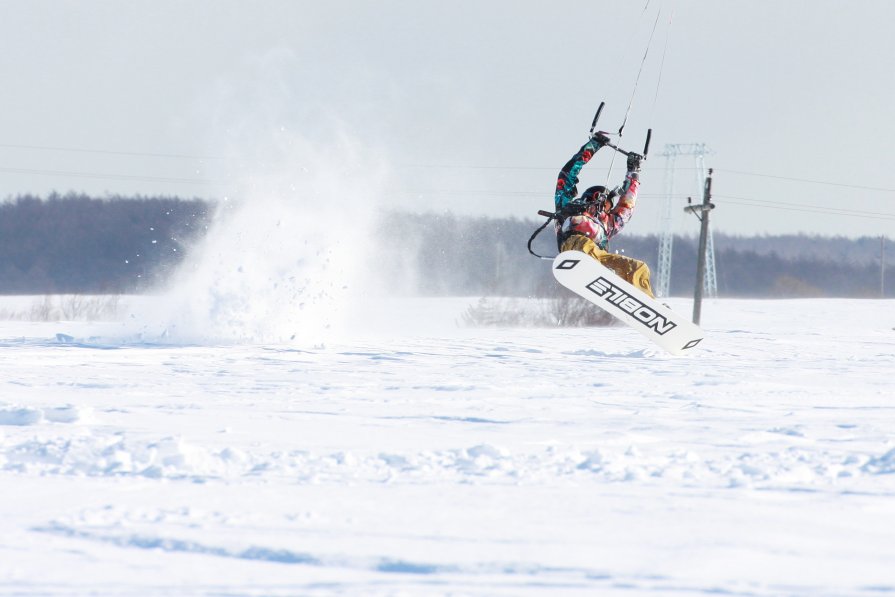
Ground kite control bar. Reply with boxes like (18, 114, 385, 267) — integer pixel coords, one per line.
(589, 99, 652, 159)
(600, 128, 652, 160)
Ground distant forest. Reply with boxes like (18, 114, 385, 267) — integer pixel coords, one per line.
(0, 194, 212, 294)
(1, 194, 891, 298)
(378, 212, 893, 299)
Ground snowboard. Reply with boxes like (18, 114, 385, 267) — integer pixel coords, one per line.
(552, 251, 704, 355)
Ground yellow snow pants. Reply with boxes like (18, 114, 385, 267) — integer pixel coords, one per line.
(561, 234, 655, 298)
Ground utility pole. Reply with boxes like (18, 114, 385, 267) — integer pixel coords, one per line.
(684, 169, 715, 325)
(882, 236, 887, 298)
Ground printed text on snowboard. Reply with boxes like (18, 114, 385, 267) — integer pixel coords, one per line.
(586, 277, 677, 335)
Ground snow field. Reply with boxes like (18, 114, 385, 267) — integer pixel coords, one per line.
(1, 297, 894, 595)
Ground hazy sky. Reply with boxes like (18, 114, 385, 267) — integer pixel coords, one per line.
(1, 0, 894, 238)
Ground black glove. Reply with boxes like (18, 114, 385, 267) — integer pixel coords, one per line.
(626, 152, 643, 173)
(591, 131, 610, 146)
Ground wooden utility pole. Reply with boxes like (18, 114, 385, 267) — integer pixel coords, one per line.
(882, 236, 887, 298)
(684, 169, 715, 325)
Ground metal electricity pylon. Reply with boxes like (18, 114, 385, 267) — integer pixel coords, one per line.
(656, 143, 716, 298)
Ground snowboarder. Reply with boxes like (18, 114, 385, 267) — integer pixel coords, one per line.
(554, 133, 654, 298)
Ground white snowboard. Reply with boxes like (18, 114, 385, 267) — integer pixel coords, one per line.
(552, 251, 704, 356)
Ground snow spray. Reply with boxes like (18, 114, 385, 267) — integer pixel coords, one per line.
(127, 128, 388, 345)
(115, 51, 401, 345)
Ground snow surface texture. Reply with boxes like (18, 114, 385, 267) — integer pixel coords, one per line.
(2, 296, 895, 596)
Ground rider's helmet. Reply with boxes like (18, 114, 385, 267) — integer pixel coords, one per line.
(581, 185, 611, 214)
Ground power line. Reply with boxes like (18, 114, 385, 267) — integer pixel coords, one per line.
(0, 143, 226, 161)
(716, 194, 895, 221)
(3, 140, 894, 194)
(4, 162, 894, 222)
(405, 163, 709, 172)
(0, 166, 225, 186)
(714, 168, 895, 194)
(410, 165, 895, 197)
(408, 164, 557, 171)
(398, 188, 895, 221)
(3, 141, 895, 210)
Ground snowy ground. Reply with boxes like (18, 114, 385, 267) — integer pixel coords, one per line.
(1, 295, 894, 596)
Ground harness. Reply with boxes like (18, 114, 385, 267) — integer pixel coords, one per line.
(527, 199, 609, 260)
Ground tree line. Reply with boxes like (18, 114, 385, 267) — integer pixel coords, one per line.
(0, 193, 212, 294)
(375, 212, 892, 298)
(0, 195, 890, 298)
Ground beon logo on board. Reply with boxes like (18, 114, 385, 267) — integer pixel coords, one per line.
(586, 277, 677, 335)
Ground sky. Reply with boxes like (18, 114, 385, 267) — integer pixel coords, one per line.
(1, 0, 894, 238)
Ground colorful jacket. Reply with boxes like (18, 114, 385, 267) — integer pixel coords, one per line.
(554, 138, 602, 212)
(554, 138, 641, 251)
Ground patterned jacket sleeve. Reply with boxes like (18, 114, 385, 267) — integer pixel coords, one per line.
(555, 138, 603, 211)
(602, 171, 641, 242)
